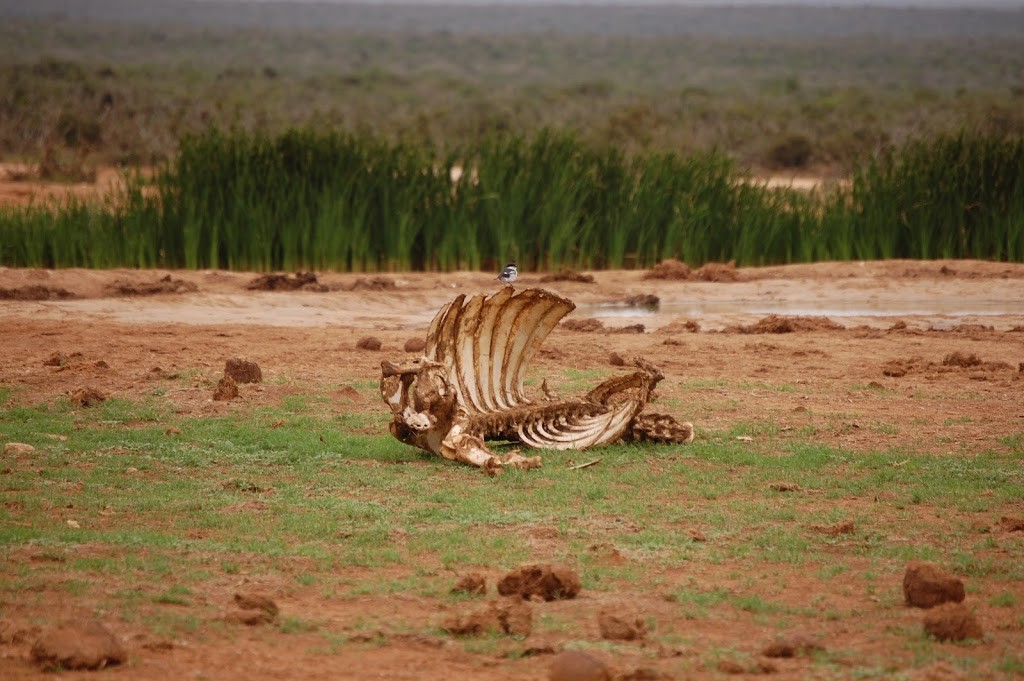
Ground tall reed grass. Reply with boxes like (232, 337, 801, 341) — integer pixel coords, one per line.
(1, 129, 1021, 271)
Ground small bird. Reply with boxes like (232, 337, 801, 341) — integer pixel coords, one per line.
(496, 262, 518, 286)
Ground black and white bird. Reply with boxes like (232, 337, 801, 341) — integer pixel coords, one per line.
(496, 262, 518, 286)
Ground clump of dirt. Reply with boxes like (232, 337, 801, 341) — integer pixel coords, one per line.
(226, 592, 279, 626)
(642, 259, 690, 280)
(612, 324, 646, 334)
(622, 294, 659, 309)
(812, 519, 855, 536)
(246, 271, 326, 292)
(4, 442, 36, 455)
(882, 356, 926, 378)
(693, 260, 741, 282)
(224, 358, 262, 383)
(443, 598, 532, 637)
(497, 564, 581, 601)
(562, 318, 604, 332)
(213, 375, 239, 401)
(598, 609, 647, 641)
(942, 351, 982, 368)
(903, 562, 965, 608)
(999, 516, 1024, 532)
(43, 352, 68, 367)
(549, 650, 611, 681)
(106, 274, 198, 296)
(70, 386, 106, 407)
(356, 336, 382, 351)
(404, 338, 427, 353)
(452, 573, 487, 596)
(609, 352, 626, 366)
(30, 620, 126, 670)
(727, 315, 843, 334)
(888, 320, 908, 331)
(659, 319, 700, 333)
(923, 603, 983, 642)
(762, 631, 823, 658)
(585, 542, 628, 566)
(540, 270, 595, 284)
(346, 276, 396, 291)
(0, 285, 77, 301)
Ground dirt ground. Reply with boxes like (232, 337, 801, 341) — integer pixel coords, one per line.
(1, 259, 1023, 679)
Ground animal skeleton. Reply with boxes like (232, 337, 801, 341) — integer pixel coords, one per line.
(380, 287, 694, 472)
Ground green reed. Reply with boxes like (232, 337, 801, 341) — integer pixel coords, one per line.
(1, 129, 1021, 271)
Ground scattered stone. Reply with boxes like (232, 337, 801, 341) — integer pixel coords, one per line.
(443, 598, 532, 637)
(549, 650, 611, 681)
(404, 337, 427, 353)
(452, 573, 487, 596)
(762, 632, 823, 658)
(609, 352, 626, 366)
(30, 620, 126, 670)
(70, 387, 106, 407)
(497, 564, 581, 601)
(212, 375, 239, 401)
(4, 442, 36, 456)
(923, 603, 983, 642)
(540, 270, 595, 284)
(561, 318, 604, 332)
(903, 562, 965, 609)
(43, 352, 68, 367)
(224, 358, 262, 384)
(246, 271, 325, 292)
(642, 259, 690, 281)
(356, 336, 383, 351)
(812, 520, 855, 536)
(598, 609, 647, 641)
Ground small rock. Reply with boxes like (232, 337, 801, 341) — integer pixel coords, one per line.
(549, 650, 611, 681)
(903, 562, 965, 608)
(598, 609, 647, 641)
(213, 375, 239, 401)
(404, 338, 427, 353)
(4, 442, 36, 456)
(923, 603, 983, 642)
(70, 387, 106, 407)
(31, 620, 126, 670)
(356, 336, 382, 351)
(224, 358, 262, 384)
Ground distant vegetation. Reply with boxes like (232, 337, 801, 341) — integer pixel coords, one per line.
(2, 129, 1021, 271)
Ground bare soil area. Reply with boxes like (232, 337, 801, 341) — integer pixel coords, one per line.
(2, 261, 1024, 680)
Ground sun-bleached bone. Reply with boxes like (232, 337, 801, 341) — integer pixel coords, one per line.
(380, 287, 693, 472)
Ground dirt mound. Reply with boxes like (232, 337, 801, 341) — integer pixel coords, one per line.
(452, 573, 487, 596)
(613, 324, 646, 334)
(0, 285, 77, 300)
(497, 564, 581, 601)
(884, 353, 1013, 378)
(658, 319, 700, 333)
(356, 336, 382, 351)
(540, 270, 595, 284)
(346, 276, 396, 291)
(213, 375, 239, 401)
(31, 620, 126, 671)
(941, 351, 982, 368)
(999, 516, 1024, 532)
(246, 271, 326, 292)
(70, 386, 106, 407)
(443, 598, 532, 637)
(727, 315, 843, 334)
(598, 609, 647, 641)
(811, 519, 855, 536)
(43, 352, 68, 367)
(923, 603, 983, 642)
(404, 337, 426, 353)
(642, 259, 690, 280)
(224, 358, 262, 383)
(609, 351, 626, 366)
(903, 562, 965, 608)
(106, 274, 198, 296)
(693, 261, 740, 282)
(549, 650, 611, 681)
(562, 318, 604, 332)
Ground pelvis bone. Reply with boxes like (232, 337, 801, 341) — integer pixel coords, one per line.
(380, 287, 694, 472)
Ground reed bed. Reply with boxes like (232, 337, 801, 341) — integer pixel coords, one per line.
(1, 130, 1022, 271)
